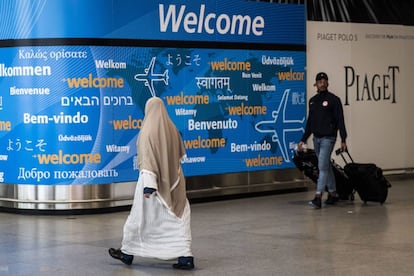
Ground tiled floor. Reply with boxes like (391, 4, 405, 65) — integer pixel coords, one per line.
(0, 176, 413, 275)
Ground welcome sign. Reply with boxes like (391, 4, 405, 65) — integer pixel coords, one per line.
(0, 0, 306, 185)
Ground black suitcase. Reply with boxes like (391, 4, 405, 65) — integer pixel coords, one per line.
(293, 149, 355, 200)
(332, 160, 355, 201)
(337, 148, 391, 204)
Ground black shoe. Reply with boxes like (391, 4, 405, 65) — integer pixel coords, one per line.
(108, 248, 133, 265)
(309, 197, 322, 209)
(173, 256, 195, 270)
(325, 194, 339, 205)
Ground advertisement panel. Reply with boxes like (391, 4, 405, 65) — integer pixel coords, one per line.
(307, 21, 414, 169)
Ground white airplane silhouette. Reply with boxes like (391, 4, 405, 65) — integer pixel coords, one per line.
(134, 57, 169, 97)
(255, 89, 305, 162)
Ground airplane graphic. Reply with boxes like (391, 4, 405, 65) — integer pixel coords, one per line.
(134, 57, 169, 97)
(254, 89, 305, 162)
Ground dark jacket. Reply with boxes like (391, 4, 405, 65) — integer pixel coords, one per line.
(301, 90, 347, 143)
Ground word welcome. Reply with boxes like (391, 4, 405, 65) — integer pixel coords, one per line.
(159, 4, 264, 36)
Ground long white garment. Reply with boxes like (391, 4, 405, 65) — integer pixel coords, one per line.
(121, 170, 192, 260)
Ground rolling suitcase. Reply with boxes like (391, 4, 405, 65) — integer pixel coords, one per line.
(331, 159, 355, 201)
(293, 149, 355, 200)
(336, 148, 391, 204)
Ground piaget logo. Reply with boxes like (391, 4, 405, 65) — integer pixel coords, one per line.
(344, 66, 399, 105)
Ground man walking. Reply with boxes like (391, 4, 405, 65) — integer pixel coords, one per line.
(298, 72, 348, 208)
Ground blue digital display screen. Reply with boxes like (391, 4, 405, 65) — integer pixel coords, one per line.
(0, 45, 305, 184)
(0, 0, 305, 45)
(0, 0, 306, 185)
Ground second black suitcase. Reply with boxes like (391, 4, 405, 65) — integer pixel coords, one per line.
(344, 162, 391, 204)
(336, 148, 391, 204)
(332, 160, 355, 201)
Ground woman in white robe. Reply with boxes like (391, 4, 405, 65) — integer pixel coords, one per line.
(109, 97, 194, 270)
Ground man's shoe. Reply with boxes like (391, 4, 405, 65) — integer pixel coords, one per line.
(108, 248, 133, 265)
(309, 197, 322, 209)
(173, 256, 195, 270)
(325, 194, 339, 205)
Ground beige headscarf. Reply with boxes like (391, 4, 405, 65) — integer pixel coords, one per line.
(137, 97, 187, 218)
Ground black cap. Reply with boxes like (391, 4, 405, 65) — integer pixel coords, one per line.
(315, 72, 328, 81)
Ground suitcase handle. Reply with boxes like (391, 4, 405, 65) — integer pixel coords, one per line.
(335, 147, 354, 164)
